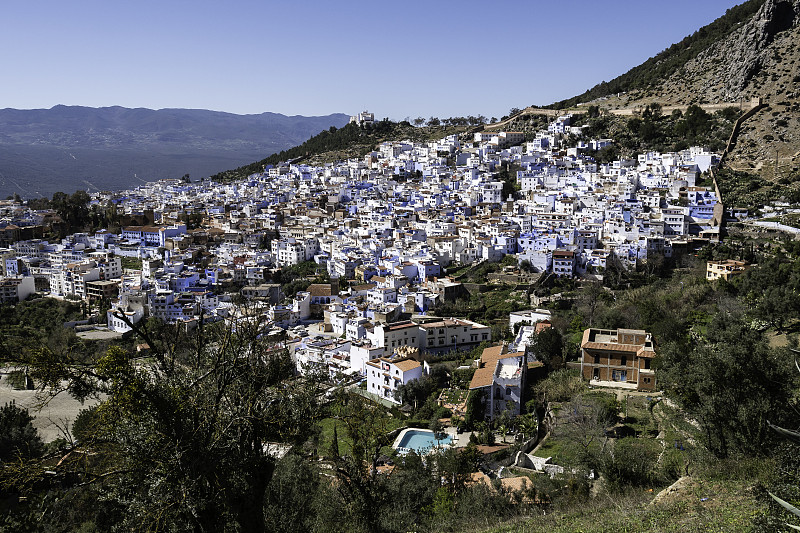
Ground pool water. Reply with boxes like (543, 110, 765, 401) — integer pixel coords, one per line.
(395, 429, 452, 454)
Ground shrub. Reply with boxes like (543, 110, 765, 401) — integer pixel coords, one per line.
(72, 405, 102, 444)
(600, 437, 660, 489)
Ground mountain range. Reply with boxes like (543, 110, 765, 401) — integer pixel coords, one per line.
(0, 106, 349, 199)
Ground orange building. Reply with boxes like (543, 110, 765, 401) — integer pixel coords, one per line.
(580, 328, 656, 391)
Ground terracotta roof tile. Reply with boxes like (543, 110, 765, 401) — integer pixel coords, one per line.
(469, 344, 511, 389)
(582, 342, 641, 352)
(469, 365, 496, 389)
(308, 284, 334, 297)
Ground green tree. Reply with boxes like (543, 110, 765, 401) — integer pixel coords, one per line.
(532, 368, 586, 404)
(659, 311, 796, 458)
(530, 327, 564, 370)
(578, 281, 607, 327)
(0, 402, 43, 462)
(429, 418, 444, 441)
(263, 454, 322, 533)
(51, 190, 91, 232)
(71, 405, 100, 444)
(6, 312, 319, 533)
(552, 394, 616, 469)
(380, 451, 437, 530)
(463, 389, 484, 430)
(435, 443, 483, 493)
(600, 437, 659, 489)
(758, 359, 800, 531)
(328, 393, 396, 532)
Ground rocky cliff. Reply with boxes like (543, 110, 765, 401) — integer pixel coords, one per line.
(595, 0, 800, 187)
(654, 0, 800, 105)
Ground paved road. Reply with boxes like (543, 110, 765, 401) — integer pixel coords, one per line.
(0, 372, 104, 442)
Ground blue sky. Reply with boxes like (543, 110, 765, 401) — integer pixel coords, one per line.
(1, 0, 746, 120)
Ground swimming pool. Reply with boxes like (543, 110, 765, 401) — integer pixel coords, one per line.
(393, 428, 452, 455)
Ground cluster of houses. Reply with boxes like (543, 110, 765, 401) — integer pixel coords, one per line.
(0, 110, 727, 416)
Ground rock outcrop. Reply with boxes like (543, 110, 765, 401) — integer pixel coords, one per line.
(655, 0, 800, 104)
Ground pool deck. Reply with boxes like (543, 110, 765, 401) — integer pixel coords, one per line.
(447, 426, 473, 448)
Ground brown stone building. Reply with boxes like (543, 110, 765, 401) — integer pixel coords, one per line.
(580, 328, 657, 391)
(706, 260, 750, 281)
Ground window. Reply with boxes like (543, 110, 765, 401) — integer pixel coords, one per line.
(644, 359, 651, 370)
(593, 355, 600, 364)
(621, 356, 627, 366)
(506, 387, 512, 396)
(482, 333, 488, 340)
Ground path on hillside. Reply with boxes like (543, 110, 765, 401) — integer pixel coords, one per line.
(606, 101, 758, 116)
(483, 100, 759, 131)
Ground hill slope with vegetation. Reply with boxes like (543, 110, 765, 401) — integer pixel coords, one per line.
(548, 0, 767, 109)
(210, 119, 472, 182)
(540, 0, 800, 207)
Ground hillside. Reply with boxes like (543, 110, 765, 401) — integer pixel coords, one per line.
(548, 0, 768, 109)
(210, 119, 472, 182)
(206, 2, 800, 207)
(539, 0, 800, 205)
(0, 106, 349, 199)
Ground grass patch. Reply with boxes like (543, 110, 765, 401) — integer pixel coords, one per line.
(120, 256, 143, 270)
(621, 395, 659, 437)
(655, 400, 702, 443)
(317, 417, 353, 456)
(483, 472, 765, 532)
(531, 434, 602, 469)
(317, 416, 407, 458)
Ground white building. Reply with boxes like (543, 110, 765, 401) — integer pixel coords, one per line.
(469, 344, 526, 419)
(0, 276, 35, 303)
(509, 309, 552, 329)
(365, 347, 424, 404)
(271, 238, 319, 267)
(418, 318, 490, 352)
(350, 111, 375, 126)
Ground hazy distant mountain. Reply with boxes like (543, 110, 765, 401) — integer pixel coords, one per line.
(0, 106, 349, 199)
